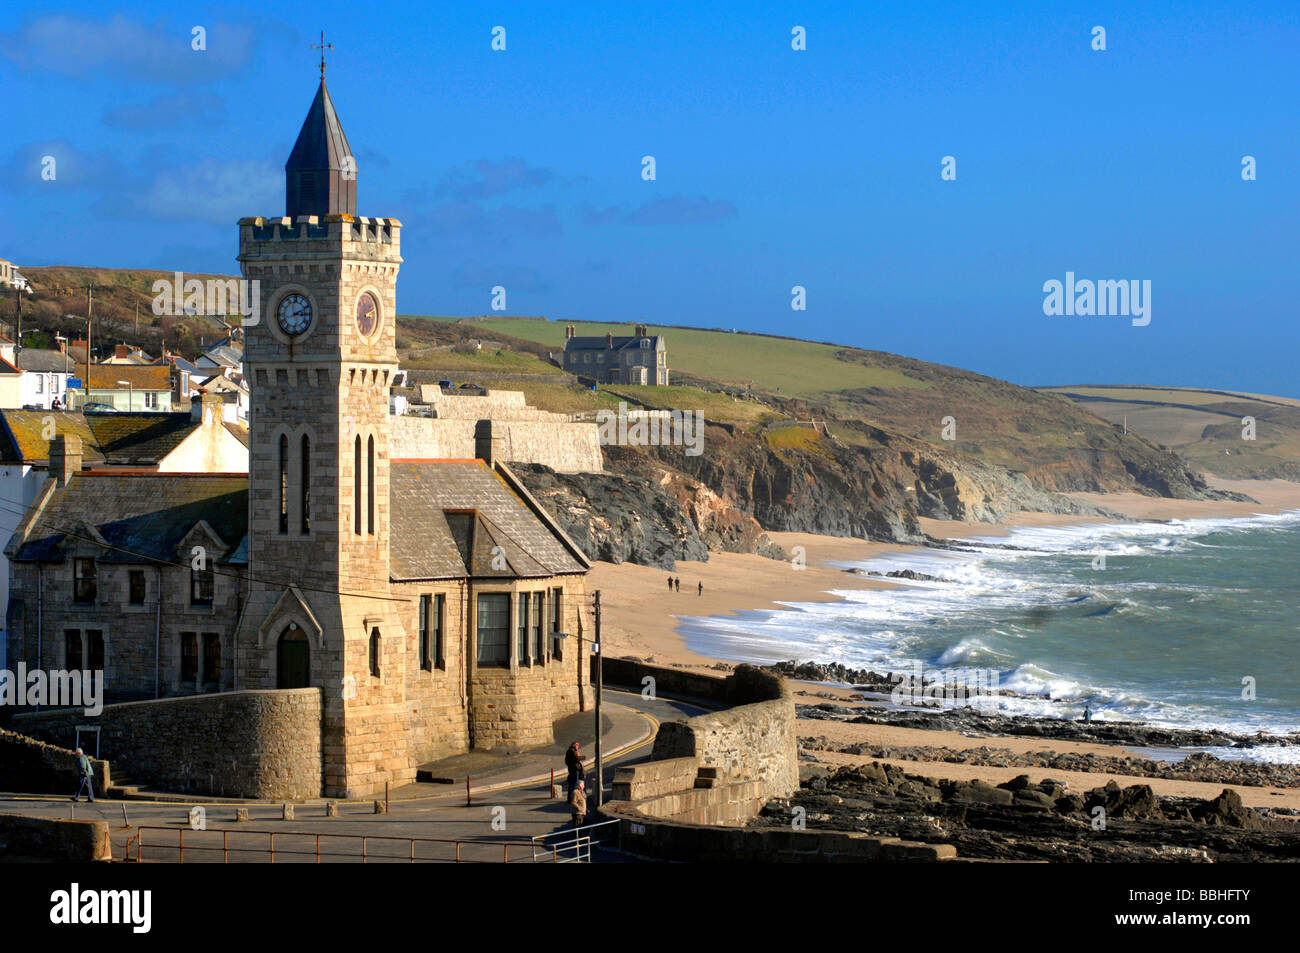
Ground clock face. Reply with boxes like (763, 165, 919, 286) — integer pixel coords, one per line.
(276, 293, 312, 335)
(356, 293, 378, 337)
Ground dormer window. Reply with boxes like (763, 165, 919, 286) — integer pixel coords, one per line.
(73, 558, 96, 603)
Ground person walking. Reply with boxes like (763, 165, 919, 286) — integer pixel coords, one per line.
(71, 747, 95, 803)
(564, 740, 584, 800)
(667, 576, 674, 591)
(674, 577, 680, 592)
(698, 581, 703, 596)
(570, 779, 588, 828)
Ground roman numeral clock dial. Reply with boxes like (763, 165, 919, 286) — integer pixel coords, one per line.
(276, 293, 313, 335)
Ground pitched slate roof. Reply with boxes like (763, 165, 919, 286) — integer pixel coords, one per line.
(0, 410, 200, 466)
(10, 473, 249, 565)
(0, 411, 106, 465)
(389, 460, 588, 581)
(86, 414, 202, 465)
(16, 349, 77, 373)
(564, 335, 664, 354)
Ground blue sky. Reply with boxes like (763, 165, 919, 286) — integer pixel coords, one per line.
(2, 1, 1297, 395)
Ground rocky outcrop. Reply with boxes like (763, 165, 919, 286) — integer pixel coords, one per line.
(513, 464, 711, 570)
(754, 761, 1298, 861)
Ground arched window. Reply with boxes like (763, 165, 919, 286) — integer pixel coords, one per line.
(368, 627, 381, 677)
(300, 433, 311, 534)
(278, 434, 288, 535)
(353, 435, 362, 536)
(277, 625, 310, 689)
(367, 435, 375, 535)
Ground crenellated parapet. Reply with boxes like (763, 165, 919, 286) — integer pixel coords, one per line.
(237, 214, 402, 263)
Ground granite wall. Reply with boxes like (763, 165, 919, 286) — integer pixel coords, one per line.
(11, 688, 322, 799)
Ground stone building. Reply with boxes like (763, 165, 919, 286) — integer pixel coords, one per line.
(4, 76, 593, 799)
(561, 324, 669, 385)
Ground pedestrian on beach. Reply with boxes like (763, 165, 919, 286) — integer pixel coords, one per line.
(1082, 706, 1092, 723)
(698, 581, 703, 596)
(668, 576, 673, 591)
(564, 740, 584, 799)
(674, 577, 680, 592)
(71, 747, 95, 803)
(570, 779, 588, 827)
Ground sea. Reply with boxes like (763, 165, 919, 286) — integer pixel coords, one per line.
(679, 510, 1300, 763)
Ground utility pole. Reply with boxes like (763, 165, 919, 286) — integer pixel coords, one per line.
(593, 589, 603, 809)
(85, 284, 94, 408)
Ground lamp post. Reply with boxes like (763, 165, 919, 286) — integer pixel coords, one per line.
(117, 380, 132, 412)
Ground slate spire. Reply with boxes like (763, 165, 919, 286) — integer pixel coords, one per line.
(285, 78, 356, 218)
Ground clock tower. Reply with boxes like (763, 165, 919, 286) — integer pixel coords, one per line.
(235, 76, 406, 798)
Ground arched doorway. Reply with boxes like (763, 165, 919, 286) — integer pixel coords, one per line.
(277, 624, 310, 689)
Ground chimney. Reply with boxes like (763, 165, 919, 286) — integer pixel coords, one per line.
(56, 337, 67, 354)
(565, 325, 575, 339)
(50, 434, 82, 487)
(636, 324, 648, 337)
(605, 332, 613, 348)
(192, 391, 224, 424)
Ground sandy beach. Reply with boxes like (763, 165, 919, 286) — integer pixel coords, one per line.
(591, 477, 1300, 805)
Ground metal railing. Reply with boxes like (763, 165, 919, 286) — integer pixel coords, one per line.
(125, 826, 547, 864)
(531, 818, 622, 863)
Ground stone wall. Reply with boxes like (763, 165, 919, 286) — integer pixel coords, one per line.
(11, 688, 322, 799)
(391, 415, 603, 474)
(0, 814, 112, 861)
(611, 756, 698, 801)
(418, 388, 568, 421)
(0, 728, 111, 797)
(606, 661, 799, 800)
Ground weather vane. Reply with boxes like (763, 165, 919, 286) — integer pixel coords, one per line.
(311, 30, 334, 80)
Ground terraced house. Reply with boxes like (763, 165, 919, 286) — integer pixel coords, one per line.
(3, 76, 593, 799)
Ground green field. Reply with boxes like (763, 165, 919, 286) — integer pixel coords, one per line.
(402, 315, 928, 399)
(1043, 385, 1300, 480)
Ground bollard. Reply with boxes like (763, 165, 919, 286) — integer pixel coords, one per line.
(373, 799, 387, 815)
(282, 804, 294, 821)
(465, 775, 472, 807)
(326, 801, 339, 817)
(235, 807, 249, 822)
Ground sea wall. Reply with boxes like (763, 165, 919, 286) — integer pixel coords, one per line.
(0, 814, 112, 861)
(11, 688, 322, 799)
(0, 728, 111, 798)
(609, 661, 799, 799)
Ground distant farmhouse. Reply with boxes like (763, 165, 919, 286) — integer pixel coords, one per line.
(560, 324, 669, 385)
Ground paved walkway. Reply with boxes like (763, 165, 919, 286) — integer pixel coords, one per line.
(0, 687, 713, 862)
